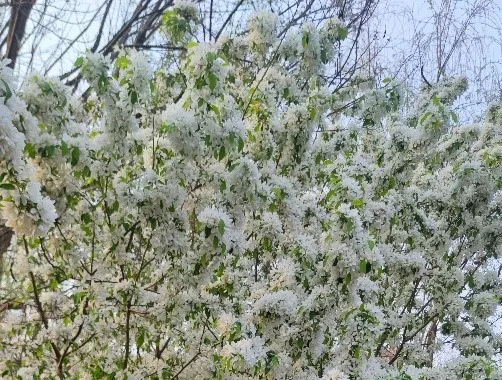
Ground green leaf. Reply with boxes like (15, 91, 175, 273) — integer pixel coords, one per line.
(49, 278, 59, 291)
(136, 330, 145, 349)
(238, 137, 245, 152)
(24, 143, 37, 159)
(35, 345, 44, 359)
(388, 175, 396, 189)
(207, 52, 217, 64)
(368, 240, 375, 250)
(74, 57, 85, 68)
(136, 144, 143, 155)
(302, 32, 309, 48)
(218, 146, 226, 160)
(210, 104, 221, 119)
(309, 107, 317, 120)
(363, 117, 374, 127)
(81, 213, 91, 224)
(270, 354, 279, 367)
(115, 56, 129, 70)
(0, 183, 15, 190)
(160, 122, 176, 134)
(220, 180, 226, 193)
(42, 144, 56, 158)
(71, 147, 80, 166)
(61, 140, 69, 155)
(218, 219, 225, 235)
(359, 259, 371, 274)
(420, 112, 431, 124)
(351, 199, 364, 208)
(162, 10, 191, 43)
(41, 82, 53, 94)
(130, 90, 139, 104)
(195, 76, 206, 89)
(186, 41, 198, 49)
(73, 291, 86, 304)
(1, 79, 12, 104)
(204, 226, 212, 238)
(207, 71, 218, 90)
(98, 74, 108, 93)
(216, 262, 225, 277)
(337, 26, 348, 40)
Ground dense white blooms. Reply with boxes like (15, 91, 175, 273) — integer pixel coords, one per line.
(1, 10, 501, 380)
(0, 63, 57, 236)
(254, 290, 299, 317)
(247, 11, 278, 49)
(221, 336, 268, 367)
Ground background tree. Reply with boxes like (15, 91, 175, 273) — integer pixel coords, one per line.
(372, 0, 502, 120)
(0, 0, 378, 84)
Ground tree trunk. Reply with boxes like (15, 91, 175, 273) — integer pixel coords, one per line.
(6, 0, 36, 68)
(0, 221, 14, 282)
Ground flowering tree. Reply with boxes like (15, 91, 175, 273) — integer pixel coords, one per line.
(1, 7, 502, 379)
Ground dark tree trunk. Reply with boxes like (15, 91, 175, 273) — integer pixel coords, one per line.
(6, 0, 36, 69)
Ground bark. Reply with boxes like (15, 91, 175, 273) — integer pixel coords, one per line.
(6, 0, 37, 68)
(0, 221, 14, 282)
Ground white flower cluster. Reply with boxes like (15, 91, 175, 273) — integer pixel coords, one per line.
(246, 11, 278, 49)
(0, 62, 57, 236)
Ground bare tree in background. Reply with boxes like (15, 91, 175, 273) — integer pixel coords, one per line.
(0, 0, 178, 81)
(0, 0, 380, 86)
(373, 0, 502, 119)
